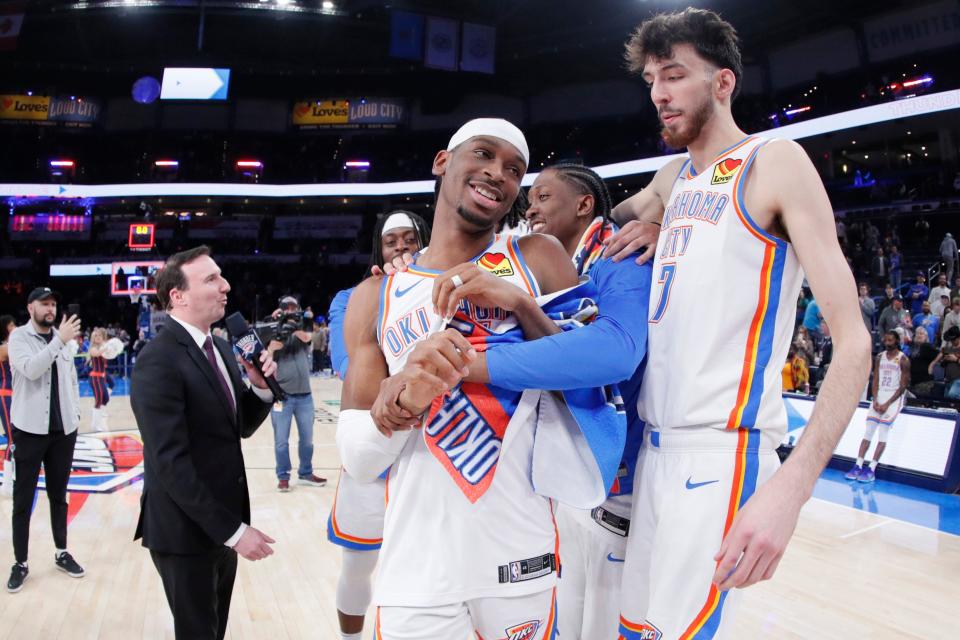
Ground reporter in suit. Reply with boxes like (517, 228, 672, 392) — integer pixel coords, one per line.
(131, 246, 278, 640)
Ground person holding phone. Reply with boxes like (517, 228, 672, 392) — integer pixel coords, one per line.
(5, 287, 86, 593)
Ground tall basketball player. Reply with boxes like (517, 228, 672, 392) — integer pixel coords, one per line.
(326, 210, 429, 640)
(87, 328, 110, 432)
(604, 9, 872, 639)
(336, 118, 580, 638)
(845, 331, 909, 483)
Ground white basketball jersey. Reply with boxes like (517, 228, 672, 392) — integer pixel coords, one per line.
(875, 351, 905, 404)
(373, 235, 560, 607)
(639, 136, 804, 439)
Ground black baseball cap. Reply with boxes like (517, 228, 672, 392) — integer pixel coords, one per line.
(27, 286, 59, 304)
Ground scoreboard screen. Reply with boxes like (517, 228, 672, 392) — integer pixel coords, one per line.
(128, 223, 155, 250)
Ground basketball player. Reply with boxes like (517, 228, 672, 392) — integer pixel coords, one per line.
(326, 210, 429, 640)
(336, 118, 583, 638)
(601, 9, 871, 638)
(87, 328, 110, 432)
(845, 332, 909, 483)
(374, 162, 651, 639)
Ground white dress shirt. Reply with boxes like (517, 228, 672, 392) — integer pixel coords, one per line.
(167, 314, 273, 548)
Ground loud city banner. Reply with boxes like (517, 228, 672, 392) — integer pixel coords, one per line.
(0, 94, 102, 126)
(0, 432, 144, 523)
(292, 98, 406, 129)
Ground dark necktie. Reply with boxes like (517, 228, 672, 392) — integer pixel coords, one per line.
(203, 336, 236, 414)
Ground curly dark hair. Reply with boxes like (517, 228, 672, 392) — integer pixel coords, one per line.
(625, 7, 743, 101)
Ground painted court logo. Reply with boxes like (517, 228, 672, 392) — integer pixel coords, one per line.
(710, 158, 743, 185)
(477, 252, 515, 277)
(500, 620, 541, 640)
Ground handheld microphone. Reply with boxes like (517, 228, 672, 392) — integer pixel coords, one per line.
(225, 311, 286, 401)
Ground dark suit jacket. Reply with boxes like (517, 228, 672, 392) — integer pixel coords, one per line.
(131, 318, 272, 554)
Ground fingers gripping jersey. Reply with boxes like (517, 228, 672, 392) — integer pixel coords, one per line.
(374, 235, 559, 607)
(639, 136, 804, 439)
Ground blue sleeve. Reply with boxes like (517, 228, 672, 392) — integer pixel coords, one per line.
(328, 287, 354, 379)
(487, 258, 651, 390)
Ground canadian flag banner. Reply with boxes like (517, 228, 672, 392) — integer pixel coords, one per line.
(0, 2, 25, 52)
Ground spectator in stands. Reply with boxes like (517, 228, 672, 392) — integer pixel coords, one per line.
(931, 327, 960, 400)
(802, 295, 822, 339)
(796, 289, 811, 325)
(907, 272, 928, 316)
(940, 232, 958, 282)
(942, 298, 960, 347)
(932, 293, 950, 321)
(793, 326, 815, 365)
(878, 296, 907, 337)
(865, 221, 880, 251)
(913, 301, 940, 344)
(869, 247, 887, 290)
(836, 219, 846, 245)
(878, 283, 896, 313)
(888, 245, 902, 292)
(908, 326, 938, 397)
(781, 347, 810, 395)
(952, 276, 960, 302)
(857, 283, 875, 330)
(929, 273, 951, 306)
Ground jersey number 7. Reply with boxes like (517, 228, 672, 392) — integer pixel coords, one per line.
(651, 263, 676, 324)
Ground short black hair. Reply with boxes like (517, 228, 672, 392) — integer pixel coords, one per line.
(156, 245, 212, 311)
(884, 331, 901, 345)
(625, 7, 743, 101)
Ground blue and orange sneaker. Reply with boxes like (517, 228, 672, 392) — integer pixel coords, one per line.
(858, 467, 876, 483)
(844, 465, 862, 480)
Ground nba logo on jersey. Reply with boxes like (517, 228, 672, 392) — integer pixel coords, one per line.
(710, 158, 743, 185)
(501, 620, 541, 640)
(478, 251, 515, 277)
(424, 382, 513, 503)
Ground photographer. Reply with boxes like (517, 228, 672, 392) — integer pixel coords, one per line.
(266, 296, 326, 492)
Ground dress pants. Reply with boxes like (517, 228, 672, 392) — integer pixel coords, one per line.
(150, 546, 238, 640)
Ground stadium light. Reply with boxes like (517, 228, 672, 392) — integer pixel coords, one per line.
(236, 160, 263, 168)
(154, 160, 179, 167)
(344, 161, 371, 168)
(49, 160, 75, 168)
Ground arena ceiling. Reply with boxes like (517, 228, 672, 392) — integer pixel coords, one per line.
(4, 0, 911, 97)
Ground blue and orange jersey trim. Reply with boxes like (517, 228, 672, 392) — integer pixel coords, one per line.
(677, 428, 761, 639)
(376, 273, 394, 348)
(507, 235, 540, 298)
(683, 135, 756, 180)
(326, 469, 384, 551)
(725, 140, 787, 431)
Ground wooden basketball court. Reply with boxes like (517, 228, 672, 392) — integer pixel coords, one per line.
(0, 377, 955, 639)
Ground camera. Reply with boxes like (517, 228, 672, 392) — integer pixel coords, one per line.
(255, 311, 313, 344)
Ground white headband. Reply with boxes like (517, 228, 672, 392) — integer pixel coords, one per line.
(381, 212, 415, 236)
(447, 118, 530, 167)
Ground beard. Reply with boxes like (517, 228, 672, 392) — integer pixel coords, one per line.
(660, 94, 715, 150)
(455, 203, 497, 233)
(33, 312, 54, 328)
